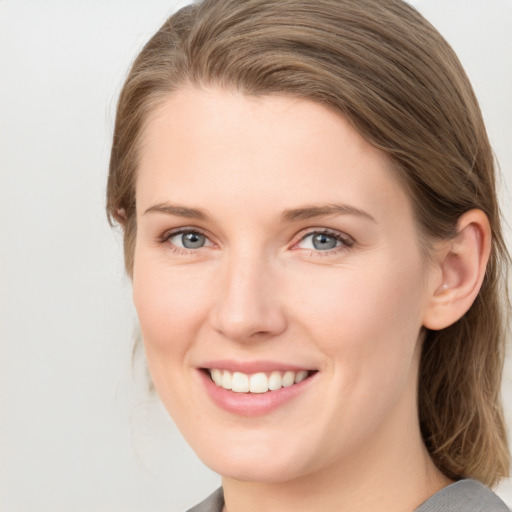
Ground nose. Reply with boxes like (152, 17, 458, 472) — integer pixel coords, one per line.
(208, 251, 288, 342)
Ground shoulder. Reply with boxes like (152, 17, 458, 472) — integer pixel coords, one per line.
(415, 479, 510, 512)
(186, 488, 224, 512)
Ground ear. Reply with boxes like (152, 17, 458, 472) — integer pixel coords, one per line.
(422, 209, 491, 330)
(113, 207, 128, 226)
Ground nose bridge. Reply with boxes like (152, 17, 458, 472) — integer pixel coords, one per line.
(210, 245, 287, 341)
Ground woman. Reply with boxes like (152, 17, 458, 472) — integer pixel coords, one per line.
(107, 0, 510, 510)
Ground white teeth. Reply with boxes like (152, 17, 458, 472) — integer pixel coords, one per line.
(231, 372, 249, 393)
(295, 370, 308, 383)
(282, 371, 295, 387)
(210, 368, 223, 386)
(249, 372, 268, 393)
(221, 370, 232, 390)
(268, 371, 282, 391)
(209, 369, 311, 393)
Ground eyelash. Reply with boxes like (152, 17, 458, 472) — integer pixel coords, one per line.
(293, 228, 354, 256)
(159, 227, 354, 256)
(159, 228, 212, 255)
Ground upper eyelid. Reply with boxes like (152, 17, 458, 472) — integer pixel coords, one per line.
(293, 227, 354, 244)
(162, 226, 210, 239)
(160, 226, 215, 248)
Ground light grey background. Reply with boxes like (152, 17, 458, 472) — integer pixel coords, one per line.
(0, 1, 510, 511)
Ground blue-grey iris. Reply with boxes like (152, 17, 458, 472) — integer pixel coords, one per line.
(182, 232, 206, 249)
(313, 233, 338, 250)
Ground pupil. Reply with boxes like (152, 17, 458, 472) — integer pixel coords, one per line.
(313, 233, 337, 250)
(183, 232, 205, 249)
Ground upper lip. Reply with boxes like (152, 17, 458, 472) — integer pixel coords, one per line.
(199, 359, 315, 374)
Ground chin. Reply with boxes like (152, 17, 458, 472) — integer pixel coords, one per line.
(190, 433, 320, 484)
(207, 457, 307, 484)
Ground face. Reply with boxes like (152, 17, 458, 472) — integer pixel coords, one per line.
(133, 87, 437, 483)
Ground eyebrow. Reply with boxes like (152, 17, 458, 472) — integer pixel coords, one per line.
(143, 203, 209, 220)
(143, 201, 376, 223)
(281, 203, 376, 223)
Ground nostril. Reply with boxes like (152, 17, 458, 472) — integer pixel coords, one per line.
(251, 330, 273, 337)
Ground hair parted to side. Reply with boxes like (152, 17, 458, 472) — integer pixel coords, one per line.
(107, 0, 510, 486)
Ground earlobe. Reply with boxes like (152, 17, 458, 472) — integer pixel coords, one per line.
(422, 209, 491, 331)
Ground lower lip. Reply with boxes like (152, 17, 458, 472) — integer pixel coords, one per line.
(198, 370, 316, 417)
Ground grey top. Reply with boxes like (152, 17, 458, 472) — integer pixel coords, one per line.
(415, 480, 509, 512)
(187, 480, 510, 512)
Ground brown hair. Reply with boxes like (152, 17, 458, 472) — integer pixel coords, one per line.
(107, 0, 510, 486)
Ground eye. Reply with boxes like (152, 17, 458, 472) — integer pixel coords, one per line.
(165, 230, 212, 249)
(296, 230, 352, 251)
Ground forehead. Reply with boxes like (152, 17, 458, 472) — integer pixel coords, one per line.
(136, 87, 412, 225)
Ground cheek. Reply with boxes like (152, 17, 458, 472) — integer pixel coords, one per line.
(288, 258, 425, 444)
(294, 262, 422, 340)
(132, 256, 212, 360)
(290, 253, 426, 387)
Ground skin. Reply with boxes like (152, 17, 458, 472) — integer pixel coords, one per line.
(132, 87, 469, 512)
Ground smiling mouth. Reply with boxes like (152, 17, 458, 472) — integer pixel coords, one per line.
(205, 369, 315, 394)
